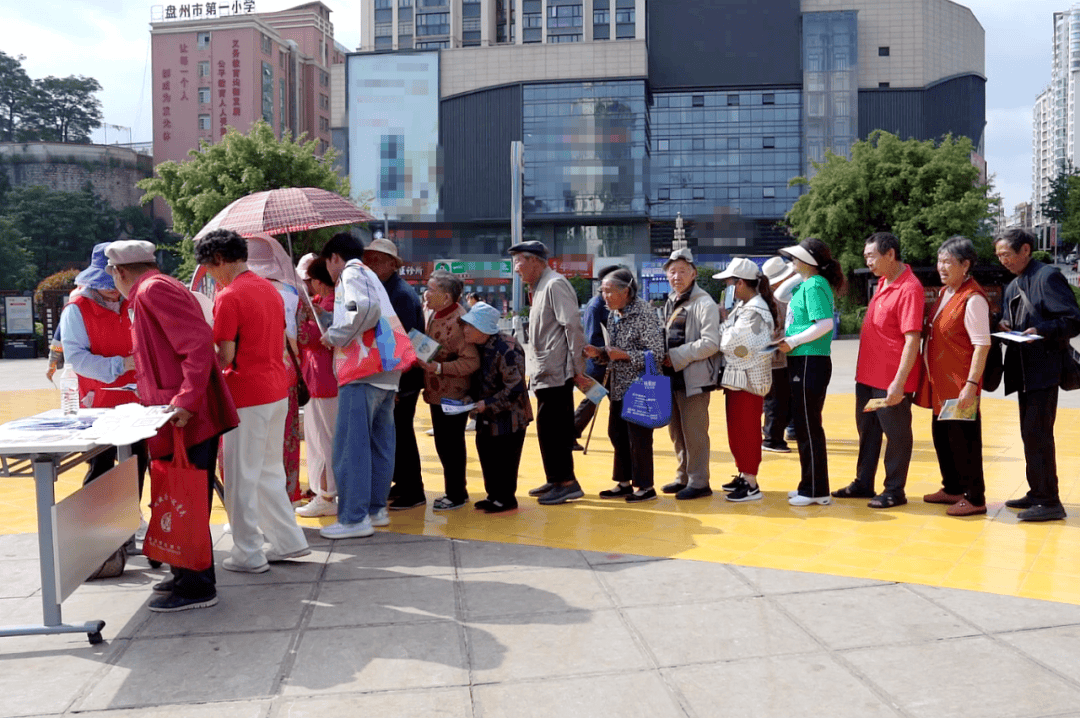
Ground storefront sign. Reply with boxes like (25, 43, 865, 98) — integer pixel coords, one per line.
(154, 2, 256, 21)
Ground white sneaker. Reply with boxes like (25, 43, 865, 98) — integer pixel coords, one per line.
(295, 496, 337, 518)
(319, 518, 374, 540)
(135, 515, 149, 541)
(222, 557, 270, 573)
(465, 419, 476, 431)
(425, 428, 435, 436)
(787, 490, 799, 499)
(788, 494, 831, 506)
(265, 547, 312, 562)
(369, 508, 390, 527)
(222, 523, 231, 535)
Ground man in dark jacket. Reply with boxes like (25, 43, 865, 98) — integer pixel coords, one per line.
(995, 228, 1080, 521)
(363, 238, 428, 510)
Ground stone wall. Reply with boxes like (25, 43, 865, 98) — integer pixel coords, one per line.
(0, 143, 154, 211)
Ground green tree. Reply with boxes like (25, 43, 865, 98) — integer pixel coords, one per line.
(0, 216, 37, 290)
(1057, 174, 1080, 247)
(19, 76, 104, 143)
(3, 183, 118, 281)
(0, 51, 32, 143)
(786, 130, 993, 271)
(1041, 162, 1079, 227)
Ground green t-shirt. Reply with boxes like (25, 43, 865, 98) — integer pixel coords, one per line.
(785, 274, 835, 357)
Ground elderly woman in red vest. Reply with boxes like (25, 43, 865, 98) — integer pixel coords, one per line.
(920, 236, 991, 516)
(59, 242, 147, 488)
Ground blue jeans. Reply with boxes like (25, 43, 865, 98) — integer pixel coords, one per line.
(334, 383, 397, 524)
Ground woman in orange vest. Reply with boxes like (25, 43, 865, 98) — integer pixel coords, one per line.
(59, 242, 148, 489)
(919, 236, 991, 516)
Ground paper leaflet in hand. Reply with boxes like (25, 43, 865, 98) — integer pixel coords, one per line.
(409, 329, 442, 363)
(440, 398, 476, 416)
(582, 377, 607, 405)
(938, 397, 978, 421)
(991, 331, 1042, 343)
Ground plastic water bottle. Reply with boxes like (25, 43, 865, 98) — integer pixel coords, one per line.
(58, 366, 80, 415)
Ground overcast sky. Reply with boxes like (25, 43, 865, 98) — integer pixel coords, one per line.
(1, 0, 1066, 213)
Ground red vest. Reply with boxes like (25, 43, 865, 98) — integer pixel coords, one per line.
(924, 278, 987, 414)
(72, 295, 138, 408)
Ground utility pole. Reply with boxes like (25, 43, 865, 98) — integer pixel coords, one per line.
(510, 141, 524, 315)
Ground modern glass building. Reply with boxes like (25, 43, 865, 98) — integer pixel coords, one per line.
(344, 0, 985, 300)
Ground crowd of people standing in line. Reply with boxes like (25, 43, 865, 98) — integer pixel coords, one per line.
(53, 224, 1080, 612)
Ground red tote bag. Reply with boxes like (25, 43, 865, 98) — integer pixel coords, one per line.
(143, 427, 213, 571)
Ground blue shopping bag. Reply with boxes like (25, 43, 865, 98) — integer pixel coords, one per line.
(620, 351, 672, 429)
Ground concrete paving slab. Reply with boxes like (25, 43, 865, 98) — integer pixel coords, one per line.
(211, 550, 327, 588)
(308, 576, 457, 627)
(454, 539, 591, 573)
(472, 671, 686, 718)
(270, 688, 472, 718)
(284, 621, 468, 695)
(137, 583, 315, 637)
(466, 609, 647, 682)
(623, 596, 820, 667)
(75, 632, 295, 711)
(775, 584, 980, 650)
(323, 538, 455, 580)
(665, 653, 900, 718)
(909, 584, 1080, 633)
(0, 644, 112, 717)
(999, 624, 1080, 682)
(594, 558, 757, 607)
(0, 586, 152, 645)
(0, 534, 41, 560)
(75, 701, 271, 718)
(0, 560, 45, 599)
(580, 549, 664, 567)
(846, 635, 1080, 718)
(461, 567, 613, 619)
(731, 564, 889, 594)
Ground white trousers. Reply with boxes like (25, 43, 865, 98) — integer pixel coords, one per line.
(304, 395, 338, 498)
(223, 398, 309, 567)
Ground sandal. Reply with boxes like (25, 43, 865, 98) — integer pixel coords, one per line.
(831, 484, 876, 499)
(433, 495, 467, 511)
(867, 493, 908, 509)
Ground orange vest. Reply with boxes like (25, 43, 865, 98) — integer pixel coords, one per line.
(924, 278, 987, 415)
(72, 295, 138, 408)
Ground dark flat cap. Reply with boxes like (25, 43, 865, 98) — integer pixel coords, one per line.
(507, 240, 549, 259)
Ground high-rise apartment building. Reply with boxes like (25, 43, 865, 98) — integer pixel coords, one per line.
(342, 0, 984, 301)
(149, 2, 342, 188)
(1033, 86, 1054, 226)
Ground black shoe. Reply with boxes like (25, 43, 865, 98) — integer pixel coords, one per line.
(784, 428, 797, 442)
(1004, 495, 1035, 509)
(474, 499, 495, 511)
(389, 495, 427, 510)
(148, 593, 218, 613)
(599, 484, 634, 498)
(726, 483, 763, 502)
(831, 483, 876, 499)
(761, 441, 791, 454)
(722, 475, 748, 493)
(484, 499, 518, 513)
(1017, 504, 1067, 522)
(528, 482, 554, 497)
(676, 485, 713, 500)
(661, 481, 687, 494)
(538, 481, 585, 505)
(433, 495, 468, 511)
(572, 441, 585, 451)
(152, 579, 175, 595)
(626, 488, 658, 503)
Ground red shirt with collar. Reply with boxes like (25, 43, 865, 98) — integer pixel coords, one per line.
(856, 264, 924, 392)
(212, 271, 289, 409)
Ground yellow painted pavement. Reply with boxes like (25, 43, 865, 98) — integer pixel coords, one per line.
(3, 385, 1080, 605)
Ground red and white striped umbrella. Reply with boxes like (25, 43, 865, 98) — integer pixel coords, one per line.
(193, 187, 374, 241)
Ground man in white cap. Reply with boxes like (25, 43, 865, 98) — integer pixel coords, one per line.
(508, 240, 589, 505)
(659, 248, 720, 500)
(105, 239, 239, 612)
(760, 257, 801, 453)
(363, 238, 427, 510)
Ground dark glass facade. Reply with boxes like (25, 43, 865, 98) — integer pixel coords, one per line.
(522, 81, 649, 219)
(650, 88, 803, 222)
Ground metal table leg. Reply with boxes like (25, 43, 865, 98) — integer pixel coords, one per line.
(0, 455, 105, 644)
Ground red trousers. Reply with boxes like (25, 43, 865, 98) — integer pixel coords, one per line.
(725, 389, 764, 476)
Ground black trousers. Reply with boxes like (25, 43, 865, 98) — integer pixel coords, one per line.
(391, 390, 424, 500)
(854, 382, 913, 498)
(476, 430, 526, 505)
(1018, 386, 1061, 506)
(85, 440, 149, 496)
(167, 435, 219, 600)
(534, 380, 578, 484)
(789, 355, 831, 498)
(931, 411, 985, 506)
(763, 366, 792, 447)
(608, 399, 655, 489)
(430, 405, 469, 502)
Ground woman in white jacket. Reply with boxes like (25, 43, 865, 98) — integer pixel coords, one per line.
(713, 257, 781, 502)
